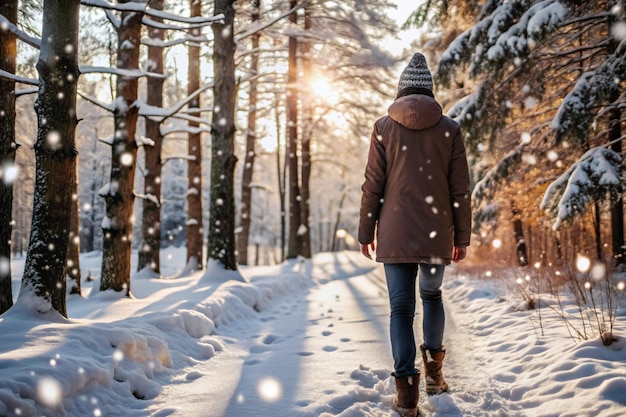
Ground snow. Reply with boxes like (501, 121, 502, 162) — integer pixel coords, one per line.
(540, 147, 622, 230)
(1, 249, 625, 416)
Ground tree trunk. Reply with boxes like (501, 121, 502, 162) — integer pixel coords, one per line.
(594, 201, 603, 260)
(82, 133, 99, 253)
(67, 165, 81, 294)
(186, 0, 204, 271)
(330, 191, 346, 252)
(299, 5, 312, 259)
(19, 0, 80, 317)
(237, 0, 261, 266)
(0, 0, 18, 314)
(138, 0, 165, 276)
(608, 32, 624, 267)
(100, 2, 143, 295)
(511, 201, 528, 267)
(286, 0, 301, 259)
(207, 0, 238, 270)
(274, 92, 286, 263)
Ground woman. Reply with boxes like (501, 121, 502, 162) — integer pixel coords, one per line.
(358, 52, 471, 417)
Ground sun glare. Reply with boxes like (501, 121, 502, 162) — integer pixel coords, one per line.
(309, 75, 341, 107)
(260, 136, 278, 153)
(311, 76, 332, 97)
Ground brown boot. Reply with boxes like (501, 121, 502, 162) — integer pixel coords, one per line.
(392, 373, 419, 417)
(420, 344, 449, 395)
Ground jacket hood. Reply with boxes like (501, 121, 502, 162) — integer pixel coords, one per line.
(387, 94, 443, 131)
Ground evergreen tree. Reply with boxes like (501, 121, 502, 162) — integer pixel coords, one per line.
(207, 0, 239, 270)
(0, 0, 18, 314)
(437, 0, 625, 264)
(18, 0, 80, 317)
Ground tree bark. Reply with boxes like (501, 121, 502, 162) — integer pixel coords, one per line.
(593, 201, 602, 261)
(237, 0, 261, 265)
(186, 0, 204, 271)
(207, 0, 238, 270)
(67, 165, 81, 294)
(100, 1, 143, 295)
(299, 5, 312, 258)
(274, 92, 286, 263)
(511, 201, 528, 267)
(608, 31, 624, 268)
(0, 0, 18, 314)
(19, 0, 80, 317)
(138, 0, 165, 276)
(82, 133, 99, 253)
(286, 0, 301, 259)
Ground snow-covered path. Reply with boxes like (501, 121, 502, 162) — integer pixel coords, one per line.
(146, 254, 519, 417)
(147, 253, 392, 416)
(4, 250, 625, 416)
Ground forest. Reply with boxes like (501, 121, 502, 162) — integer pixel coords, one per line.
(0, 0, 624, 319)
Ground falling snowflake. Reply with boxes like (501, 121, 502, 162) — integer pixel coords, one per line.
(0, 161, 18, 185)
(120, 152, 134, 166)
(47, 131, 62, 150)
(258, 377, 282, 402)
(37, 377, 62, 407)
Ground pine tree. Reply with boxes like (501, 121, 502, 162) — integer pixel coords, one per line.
(0, 0, 18, 314)
(237, 0, 261, 266)
(437, 0, 625, 264)
(99, 1, 144, 295)
(186, 0, 204, 271)
(18, 0, 80, 317)
(138, 0, 166, 277)
(207, 0, 238, 270)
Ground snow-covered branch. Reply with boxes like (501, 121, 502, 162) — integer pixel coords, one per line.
(142, 34, 208, 48)
(540, 147, 622, 230)
(162, 154, 196, 167)
(471, 147, 524, 212)
(551, 39, 626, 144)
(161, 125, 210, 137)
(80, 0, 224, 29)
(134, 192, 161, 207)
(0, 13, 41, 49)
(80, 66, 166, 79)
(138, 83, 212, 122)
(78, 91, 115, 113)
(235, 2, 303, 42)
(437, 0, 568, 83)
(0, 69, 38, 86)
(15, 87, 38, 97)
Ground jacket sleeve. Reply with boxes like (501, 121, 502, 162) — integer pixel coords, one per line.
(449, 127, 472, 247)
(358, 122, 386, 245)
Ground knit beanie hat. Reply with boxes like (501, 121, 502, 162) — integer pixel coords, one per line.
(397, 53, 433, 92)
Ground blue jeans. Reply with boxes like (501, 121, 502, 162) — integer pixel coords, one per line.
(384, 263, 446, 377)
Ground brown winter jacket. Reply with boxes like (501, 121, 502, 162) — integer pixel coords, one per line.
(358, 93, 471, 264)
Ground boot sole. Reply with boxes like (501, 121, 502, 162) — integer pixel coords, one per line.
(425, 384, 449, 396)
(392, 398, 418, 417)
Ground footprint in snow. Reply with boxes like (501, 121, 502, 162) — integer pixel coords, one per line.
(323, 345, 338, 352)
(262, 334, 280, 344)
(322, 330, 333, 336)
(185, 371, 203, 381)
